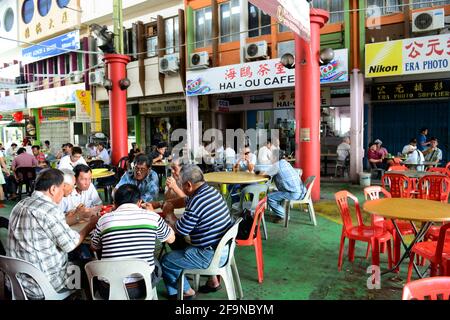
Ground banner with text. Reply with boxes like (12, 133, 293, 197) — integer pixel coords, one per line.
(248, 0, 310, 41)
(186, 49, 348, 96)
(365, 34, 450, 77)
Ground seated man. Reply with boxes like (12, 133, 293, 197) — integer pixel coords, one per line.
(336, 137, 351, 167)
(258, 139, 274, 165)
(32, 145, 47, 168)
(11, 147, 38, 171)
(368, 142, 384, 169)
(402, 138, 425, 171)
(422, 137, 442, 167)
(233, 145, 256, 173)
(58, 146, 87, 170)
(6, 168, 98, 299)
(262, 150, 307, 224)
(59, 164, 103, 217)
(90, 184, 175, 299)
(96, 142, 111, 165)
(161, 165, 233, 299)
(114, 154, 159, 203)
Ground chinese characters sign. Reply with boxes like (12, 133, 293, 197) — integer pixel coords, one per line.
(248, 0, 310, 41)
(186, 49, 348, 96)
(19, 0, 81, 43)
(372, 80, 449, 101)
(22, 30, 80, 63)
(365, 34, 450, 77)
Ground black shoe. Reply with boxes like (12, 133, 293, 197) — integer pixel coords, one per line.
(199, 284, 222, 294)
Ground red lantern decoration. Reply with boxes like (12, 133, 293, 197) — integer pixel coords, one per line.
(12, 112, 24, 122)
(0, 115, 3, 120)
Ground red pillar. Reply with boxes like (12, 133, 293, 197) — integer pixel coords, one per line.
(103, 54, 131, 166)
(294, 9, 329, 201)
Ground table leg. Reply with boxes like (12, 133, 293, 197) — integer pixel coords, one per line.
(381, 220, 431, 277)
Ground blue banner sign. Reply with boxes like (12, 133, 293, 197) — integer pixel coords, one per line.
(22, 30, 80, 63)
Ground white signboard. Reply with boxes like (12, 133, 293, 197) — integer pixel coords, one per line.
(187, 49, 348, 96)
(0, 94, 26, 111)
(28, 83, 85, 109)
(248, 0, 310, 41)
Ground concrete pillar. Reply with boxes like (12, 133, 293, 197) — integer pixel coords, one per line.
(239, 0, 249, 63)
(295, 9, 329, 201)
(186, 96, 200, 160)
(349, 69, 364, 181)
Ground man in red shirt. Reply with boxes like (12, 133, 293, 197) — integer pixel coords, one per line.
(32, 145, 47, 168)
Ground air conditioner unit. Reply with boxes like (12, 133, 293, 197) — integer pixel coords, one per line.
(89, 69, 105, 86)
(159, 54, 179, 74)
(69, 71, 84, 83)
(189, 51, 210, 69)
(245, 41, 268, 60)
(412, 8, 445, 33)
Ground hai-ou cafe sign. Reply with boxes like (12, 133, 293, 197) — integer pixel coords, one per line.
(186, 49, 348, 96)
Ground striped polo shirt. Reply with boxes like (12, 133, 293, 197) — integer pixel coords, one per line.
(176, 183, 232, 248)
(91, 203, 172, 269)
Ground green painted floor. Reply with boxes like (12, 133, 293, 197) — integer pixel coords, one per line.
(0, 183, 416, 300)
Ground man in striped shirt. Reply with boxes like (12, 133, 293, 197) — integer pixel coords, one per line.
(90, 184, 175, 299)
(161, 165, 232, 299)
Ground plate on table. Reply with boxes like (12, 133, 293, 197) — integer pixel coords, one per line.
(92, 168, 109, 175)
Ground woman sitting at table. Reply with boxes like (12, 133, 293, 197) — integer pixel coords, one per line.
(374, 139, 394, 168)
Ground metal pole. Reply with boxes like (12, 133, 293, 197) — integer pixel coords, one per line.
(113, 0, 124, 54)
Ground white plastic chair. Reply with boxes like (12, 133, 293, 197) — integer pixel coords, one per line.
(84, 259, 157, 300)
(178, 218, 243, 300)
(284, 176, 317, 227)
(0, 255, 77, 300)
(231, 184, 269, 240)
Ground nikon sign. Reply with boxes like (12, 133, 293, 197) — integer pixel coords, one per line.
(365, 34, 450, 77)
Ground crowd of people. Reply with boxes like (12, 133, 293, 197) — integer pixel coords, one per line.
(367, 127, 443, 172)
(2, 135, 307, 300)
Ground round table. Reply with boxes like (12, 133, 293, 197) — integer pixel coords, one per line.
(204, 172, 269, 184)
(364, 198, 450, 277)
(364, 198, 450, 222)
(92, 171, 115, 180)
(388, 171, 446, 179)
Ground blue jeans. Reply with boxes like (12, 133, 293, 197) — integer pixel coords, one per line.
(161, 245, 229, 296)
(268, 191, 303, 219)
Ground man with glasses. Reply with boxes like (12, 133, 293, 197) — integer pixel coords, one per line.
(233, 145, 256, 173)
(114, 154, 159, 203)
(58, 146, 87, 170)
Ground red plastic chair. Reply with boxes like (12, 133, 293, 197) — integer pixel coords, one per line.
(236, 197, 267, 283)
(426, 167, 447, 174)
(382, 173, 415, 198)
(417, 175, 450, 203)
(402, 277, 450, 300)
(388, 165, 408, 171)
(406, 223, 450, 283)
(335, 191, 392, 271)
(418, 176, 450, 243)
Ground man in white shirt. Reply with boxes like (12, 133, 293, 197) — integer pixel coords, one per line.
(59, 164, 102, 215)
(402, 138, 425, 171)
(58, 146, 87, 170)
(258, 139, 274, 165)
(234, 145, 257, 173)
(336, 137, 351, 162)
(6, 143, 18, 158)
(224, 143, 236, 171)
(96, 142, 111, 165)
